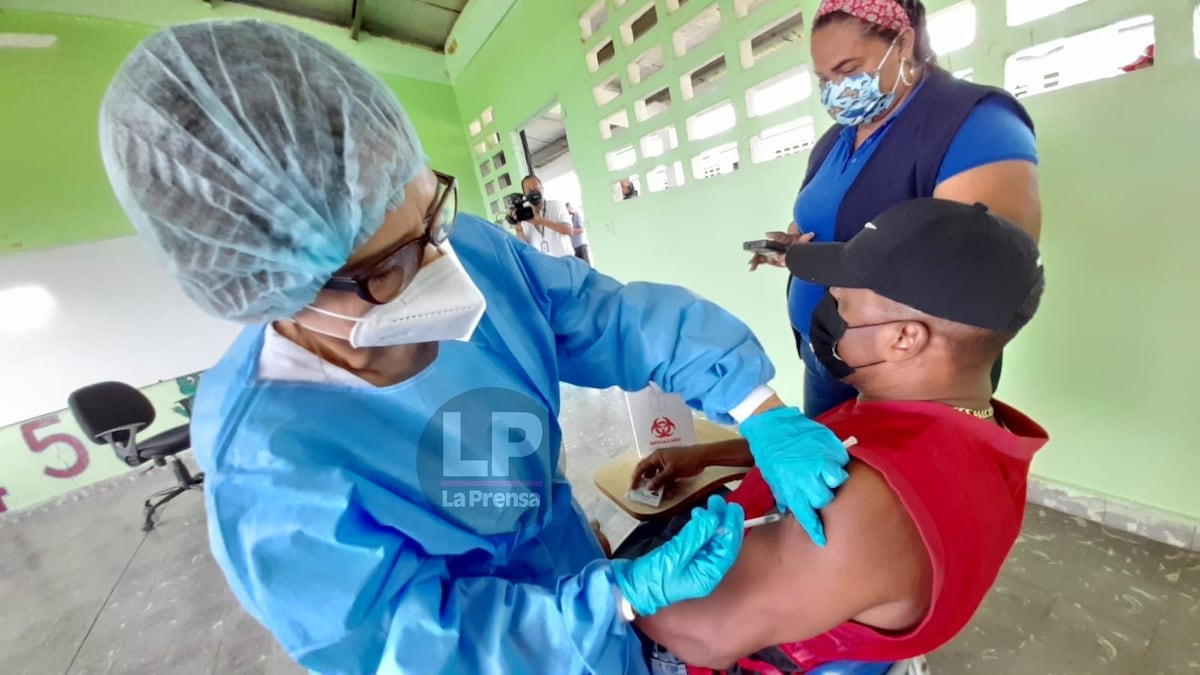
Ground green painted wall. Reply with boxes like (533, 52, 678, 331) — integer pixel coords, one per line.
(445, 0, 519, 82)
(0, 10, 483, 254)
(0, 0, 449, 83)
(452, 0, 1200, 520)
(0, 13, 144, 253)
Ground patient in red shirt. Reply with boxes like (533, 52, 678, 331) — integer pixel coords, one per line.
(626, 199, 1049, 673)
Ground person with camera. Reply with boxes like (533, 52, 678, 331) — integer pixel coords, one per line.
(507, 175, 576, 258)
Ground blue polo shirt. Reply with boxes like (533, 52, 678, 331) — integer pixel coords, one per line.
(788, 94, 1038, 338)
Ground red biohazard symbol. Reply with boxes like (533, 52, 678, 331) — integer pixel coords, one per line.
(651, 417, 676, 439)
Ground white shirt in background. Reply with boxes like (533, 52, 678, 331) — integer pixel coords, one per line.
(520, 199, 576, 258)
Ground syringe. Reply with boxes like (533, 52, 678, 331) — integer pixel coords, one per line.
(742, 512, 783, 529)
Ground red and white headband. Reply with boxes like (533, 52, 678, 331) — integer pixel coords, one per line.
(816, 0, 912, 32)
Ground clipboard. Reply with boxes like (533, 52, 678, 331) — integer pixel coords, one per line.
(593, 419, 749, 521)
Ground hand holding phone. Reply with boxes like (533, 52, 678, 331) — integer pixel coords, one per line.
(742, 239, 788, 256)
(745, 230, 815, 271)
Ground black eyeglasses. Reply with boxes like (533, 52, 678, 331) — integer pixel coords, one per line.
(323, 171, 458, 305)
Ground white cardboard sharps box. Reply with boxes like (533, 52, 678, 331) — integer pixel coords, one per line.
(625, 383, 697, 458)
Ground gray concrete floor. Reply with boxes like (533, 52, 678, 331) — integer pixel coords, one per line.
(1, 385, 1197, 674)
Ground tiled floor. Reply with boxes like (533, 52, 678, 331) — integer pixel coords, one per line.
(1, 385, 1196, 674)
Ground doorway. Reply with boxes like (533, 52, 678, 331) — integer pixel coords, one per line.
(517, 102, 593, 266)
(518, 102, 582, 211)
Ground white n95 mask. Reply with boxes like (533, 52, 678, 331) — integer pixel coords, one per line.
(308, 246, 487, 348)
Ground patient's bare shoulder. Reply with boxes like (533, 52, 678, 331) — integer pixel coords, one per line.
(823, 459, 933, 631)
(635, 459, 933, 669)
(730, 458, 933, 643)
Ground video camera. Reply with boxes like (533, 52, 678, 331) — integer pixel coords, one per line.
(504, 190, 544, 225)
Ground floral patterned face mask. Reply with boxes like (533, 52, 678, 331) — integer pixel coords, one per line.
(819, 37, 901, 127)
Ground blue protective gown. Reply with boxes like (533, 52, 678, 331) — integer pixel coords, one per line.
(193, 214, 775, 674)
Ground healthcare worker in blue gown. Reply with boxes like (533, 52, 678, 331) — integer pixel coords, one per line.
(98, 20, 850, 675)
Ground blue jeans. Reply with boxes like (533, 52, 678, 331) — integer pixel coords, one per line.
(797, 333, 859, 419)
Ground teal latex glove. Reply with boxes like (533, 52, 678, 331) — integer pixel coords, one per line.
(739, 406, 850, 547)
(611, 495, 745, 616)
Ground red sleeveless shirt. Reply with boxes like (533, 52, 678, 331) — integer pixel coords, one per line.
(692, 399, 1048, 674)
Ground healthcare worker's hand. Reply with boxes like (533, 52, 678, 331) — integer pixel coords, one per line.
(748, 229, 814, 271)
(611, 495, 744, 616)
(739, 406, 850, 547)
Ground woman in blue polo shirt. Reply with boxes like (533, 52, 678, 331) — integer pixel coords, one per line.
(751, 0, 1041, 418)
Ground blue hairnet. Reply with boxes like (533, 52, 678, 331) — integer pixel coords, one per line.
(99, 20, 426, 322)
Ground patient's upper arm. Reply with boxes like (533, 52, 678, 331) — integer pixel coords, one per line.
(637, 460, 931, 668)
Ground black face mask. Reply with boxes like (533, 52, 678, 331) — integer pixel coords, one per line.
(809, 292, 890, 380)
(525, 190, 544, 206)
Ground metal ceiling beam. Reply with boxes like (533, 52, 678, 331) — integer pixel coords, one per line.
(531, 136, 570, 171)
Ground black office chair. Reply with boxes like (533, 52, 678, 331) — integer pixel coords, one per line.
(68, 381, 203, 531)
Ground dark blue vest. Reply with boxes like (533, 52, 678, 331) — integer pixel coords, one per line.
(791, 68, 1034, 390)
(801, 67, 1035, 243)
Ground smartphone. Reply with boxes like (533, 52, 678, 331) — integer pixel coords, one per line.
(743, 239, 788, 256)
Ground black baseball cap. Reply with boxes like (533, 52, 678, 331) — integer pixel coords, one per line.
(786, 199, 1043, 332)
